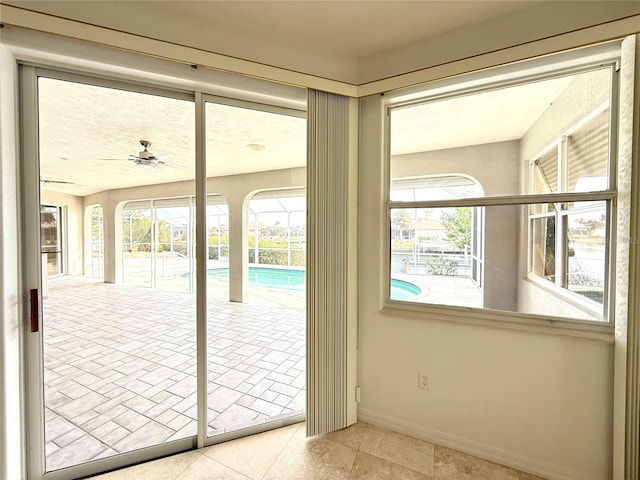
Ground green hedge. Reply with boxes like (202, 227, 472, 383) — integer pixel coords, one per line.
(249, 248, 305, 266)
(426, 257, 458, 276)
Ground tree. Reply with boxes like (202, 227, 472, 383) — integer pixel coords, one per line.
(573, 214, 605, 236)
(391, 209, 414, 240)
(440, 207, 471, 251)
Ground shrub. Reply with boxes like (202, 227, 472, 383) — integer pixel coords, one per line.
(426, 257, 458, 276)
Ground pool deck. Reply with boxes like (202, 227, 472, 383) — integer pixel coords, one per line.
(43, 276, 305, 472)
(392, 273, 482, 307)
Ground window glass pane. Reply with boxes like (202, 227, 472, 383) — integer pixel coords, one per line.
(565, 205, 607, 304)
(529, 200, 557, 216)
(390, 204, 605, 321)
(567, 109, 610, 192)
(530, 215, 556, 282)
(390, 206, 480, 308)
(122, 208, 152, 287)
(390, 68, 612, 201)
(532, 149, 558, 193)
(387, 66, 613, 324)
(207, 199, 229, 298)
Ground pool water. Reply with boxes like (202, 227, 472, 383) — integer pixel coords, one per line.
(205, 267, 421, 299)
(208, 267, 305, 291)
(390, 278, 422, 300)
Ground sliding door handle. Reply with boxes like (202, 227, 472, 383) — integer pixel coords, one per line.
(30, 288, 39, 332)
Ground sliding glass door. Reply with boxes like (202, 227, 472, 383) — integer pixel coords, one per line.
(25, 68, 197, 479)
(22, 68, 306, 480)
(203, 99, 306, 440)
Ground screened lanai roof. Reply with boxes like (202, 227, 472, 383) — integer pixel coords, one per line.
(390, 175, 483, 201)
(249, 196, 305, 215)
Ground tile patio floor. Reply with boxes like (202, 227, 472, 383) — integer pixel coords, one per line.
(43, 277, 305, 472)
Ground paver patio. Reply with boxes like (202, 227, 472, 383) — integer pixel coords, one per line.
(42, 277, 305, 472)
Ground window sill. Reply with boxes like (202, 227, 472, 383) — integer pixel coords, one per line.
(381, 300, 614, 342)
(525, 274, 604, 319)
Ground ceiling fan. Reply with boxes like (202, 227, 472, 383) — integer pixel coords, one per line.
(128, 140, 173, 169)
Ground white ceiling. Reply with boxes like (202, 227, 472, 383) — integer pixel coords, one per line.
(4, 1, 540, 59)
(146, 1, 540, 59)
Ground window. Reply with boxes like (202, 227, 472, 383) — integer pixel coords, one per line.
(387, 63, 616, 326)
(389, 176, 484, 308)
(528, 107, 610, 309)
(40, 204, 64, 277)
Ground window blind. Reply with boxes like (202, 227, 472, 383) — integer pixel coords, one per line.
(567, 109, 609, 192)
(306, 89, 351, 436)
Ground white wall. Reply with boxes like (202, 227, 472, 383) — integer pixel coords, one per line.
(0, 44, 23, 480)
(359, 94, 613, 479)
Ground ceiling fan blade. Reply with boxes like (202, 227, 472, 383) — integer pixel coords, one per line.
(41, 179, 75, 185)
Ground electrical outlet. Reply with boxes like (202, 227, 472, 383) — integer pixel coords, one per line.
(418, 371, 431, 391)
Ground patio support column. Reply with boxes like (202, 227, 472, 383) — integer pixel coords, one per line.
(227, 193, 249, 303)
(102, 200, 123, 284)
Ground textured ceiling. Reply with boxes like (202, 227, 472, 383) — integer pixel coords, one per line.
(38, 78, 306, 196)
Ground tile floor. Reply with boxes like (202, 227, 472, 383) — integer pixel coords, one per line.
(43, 277, 305, 471)
(88, 422, 547, 480)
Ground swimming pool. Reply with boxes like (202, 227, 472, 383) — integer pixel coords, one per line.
(204, 267, 421, 299)
(390, 278, 422, 300)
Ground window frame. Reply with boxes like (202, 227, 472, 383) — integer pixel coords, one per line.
(382, 48, 620, 336)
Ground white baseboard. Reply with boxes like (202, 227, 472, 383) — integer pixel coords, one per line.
(357, 408, 599, 480)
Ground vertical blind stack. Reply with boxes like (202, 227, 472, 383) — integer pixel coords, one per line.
(306, 90, 349, 437)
